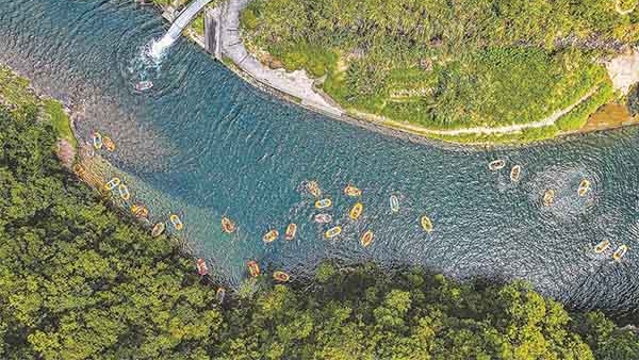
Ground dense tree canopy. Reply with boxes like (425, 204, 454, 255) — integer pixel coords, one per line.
(2, 72, 639, 358)
(241, 0, 635, 131)
(0, 108, 224, 359)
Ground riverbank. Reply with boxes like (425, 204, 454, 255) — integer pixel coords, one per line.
(147, 0, 639, 146)
(150, 1, 461, 148)
(1, 60, 213, 261)
(0, 64, 78, 165)
(193, 0, 637, 146)
(1, 63, 191, 245)
(214, 0, 343, 116)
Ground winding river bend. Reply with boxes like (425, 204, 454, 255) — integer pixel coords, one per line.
(2, 0, 638, 317)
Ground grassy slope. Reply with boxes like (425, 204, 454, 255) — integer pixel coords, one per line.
(240, 0, 634, 143)
(43, 100, 77, 147)
(0, 66, 76, 147)
(191, 14, 205, 36)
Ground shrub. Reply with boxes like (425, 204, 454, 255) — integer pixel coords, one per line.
(627, 84, 639, 116)
(556, 81, 614, 132)
(240, 6, 260, 31)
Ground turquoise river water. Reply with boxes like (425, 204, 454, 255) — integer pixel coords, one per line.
(1, 0, 638, 317)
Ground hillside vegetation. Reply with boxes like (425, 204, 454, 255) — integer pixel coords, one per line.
(241, 0, 638, 131)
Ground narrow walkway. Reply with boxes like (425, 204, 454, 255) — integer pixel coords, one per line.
(388, 87, 599, 136)
(215, 0, 343, 116)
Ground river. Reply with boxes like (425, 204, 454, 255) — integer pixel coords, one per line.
(1, 0, 638, 317)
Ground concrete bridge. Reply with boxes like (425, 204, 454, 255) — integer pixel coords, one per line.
(154, 0, 215, 54)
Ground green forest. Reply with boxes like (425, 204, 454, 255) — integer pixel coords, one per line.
(240, 0, 638, 131)
(1, 73, 639, 359)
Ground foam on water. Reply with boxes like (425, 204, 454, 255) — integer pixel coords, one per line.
(149, 36, 174, 60)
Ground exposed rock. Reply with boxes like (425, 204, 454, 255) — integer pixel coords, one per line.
(259, 52, 283, 69)
(605, 47, 639, 95)
(56, 139, 76, 169)
(580, 103, 638, 133)
(616, 0, 637, 15)
(218, 0, 343, 116)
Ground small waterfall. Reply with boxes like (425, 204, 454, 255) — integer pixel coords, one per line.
(150, 0, 214, 58)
